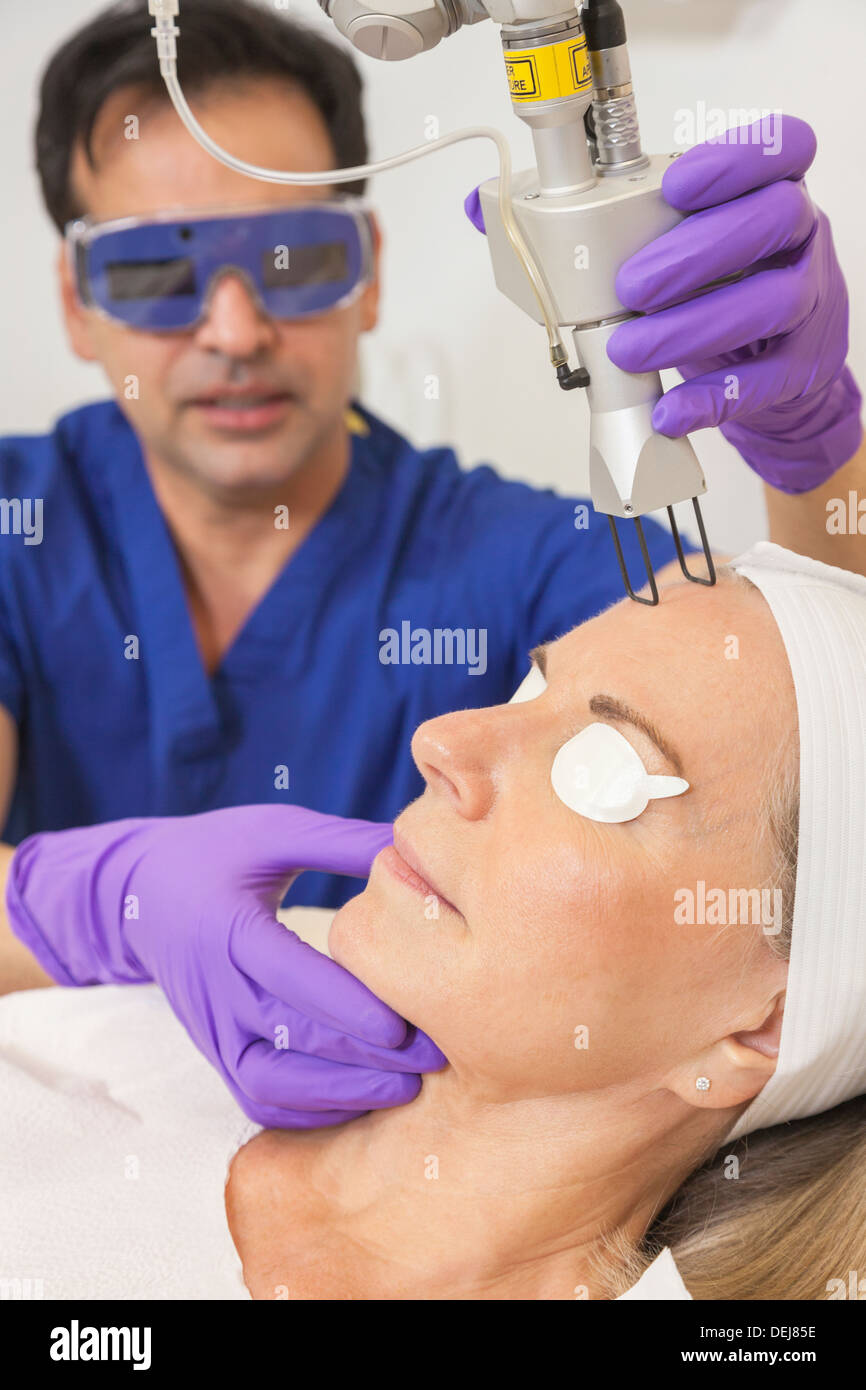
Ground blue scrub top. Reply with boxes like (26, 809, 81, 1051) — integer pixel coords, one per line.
(0, 397, 693, 906)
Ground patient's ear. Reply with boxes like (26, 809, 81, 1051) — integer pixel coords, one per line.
(732, 993, 786, 1059)
(665, 991, 786, 1112)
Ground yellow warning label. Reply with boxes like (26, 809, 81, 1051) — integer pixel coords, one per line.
(504, 34, 593, 105)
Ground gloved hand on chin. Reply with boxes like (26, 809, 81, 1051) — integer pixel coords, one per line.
(6, 805, 446, 1128)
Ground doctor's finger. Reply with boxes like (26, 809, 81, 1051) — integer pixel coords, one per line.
(254, 995, 447, 1073)
(616, 181, 817, 313)
(231, 910, 408, 1050)
(662, 115, 817, 211)
(231, 1090, 365, 1130)
(650, 351, 814, 436)
(235, 1041, 424, 1112)
(607, 261, 819, 375)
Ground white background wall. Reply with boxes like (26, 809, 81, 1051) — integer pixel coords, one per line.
(2, 0, 864, 554)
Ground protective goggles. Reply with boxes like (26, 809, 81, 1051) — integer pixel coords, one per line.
(65, 197, 375, 332)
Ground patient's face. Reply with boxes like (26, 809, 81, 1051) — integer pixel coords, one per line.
(330, 576, 797, 1100)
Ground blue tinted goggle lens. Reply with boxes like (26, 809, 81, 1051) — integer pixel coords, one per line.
(69, 203, 373, 330)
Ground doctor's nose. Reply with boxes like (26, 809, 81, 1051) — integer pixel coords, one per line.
(193, 270, 279, 356)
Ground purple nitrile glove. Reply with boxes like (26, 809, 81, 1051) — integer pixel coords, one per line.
(6, 805, 446, 1128)
(463, 116, 863, 495)
(464, 185, 486, 235)
(607, 115, 863, 494)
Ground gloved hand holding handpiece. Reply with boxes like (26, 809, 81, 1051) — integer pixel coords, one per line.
(466, 114, 862, 495)
(5, 805, 446, 1127)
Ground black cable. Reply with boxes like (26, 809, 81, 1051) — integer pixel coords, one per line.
(582, 0, 627, 51)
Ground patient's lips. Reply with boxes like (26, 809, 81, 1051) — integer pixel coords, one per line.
(381, 836, 459, 915)
(380, 845, 434, 897)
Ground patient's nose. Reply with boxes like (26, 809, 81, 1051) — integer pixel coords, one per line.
(410, 708, 499, 820)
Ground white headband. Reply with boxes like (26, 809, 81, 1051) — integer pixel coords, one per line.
(724, 542, 866, 1142)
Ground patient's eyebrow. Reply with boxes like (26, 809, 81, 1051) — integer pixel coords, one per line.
(528, 645, 684, 777)
(589, 692, 684, 779)
(529, 643, 549, 676)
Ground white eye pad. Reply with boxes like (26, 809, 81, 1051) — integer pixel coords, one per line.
(551, 722, 689, 823)
(509, 665, 547, 703)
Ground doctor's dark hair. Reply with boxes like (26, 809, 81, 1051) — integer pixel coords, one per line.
(34, 0, 369, 235)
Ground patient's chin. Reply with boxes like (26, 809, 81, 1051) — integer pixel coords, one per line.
(328, 871, 424, 1022)
(328, 887, 378, 976)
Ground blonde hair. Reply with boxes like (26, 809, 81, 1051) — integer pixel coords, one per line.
(601, 565, 866, 1300)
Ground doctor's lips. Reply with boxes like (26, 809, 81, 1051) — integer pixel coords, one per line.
(186, 381, 298, 431)
(380, 835, 460, 915)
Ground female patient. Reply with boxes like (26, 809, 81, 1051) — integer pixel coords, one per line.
(1, 543, 865, 1299)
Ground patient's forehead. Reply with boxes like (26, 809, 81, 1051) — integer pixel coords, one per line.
(559, 571, 763, 662)
(549, 575, 789, 747)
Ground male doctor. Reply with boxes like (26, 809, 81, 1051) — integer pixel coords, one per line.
(0, 0, 862, 1127)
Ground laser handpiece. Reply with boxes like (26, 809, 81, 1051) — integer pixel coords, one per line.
(317, 0, 717, 602)
(147, 0, 717, 603)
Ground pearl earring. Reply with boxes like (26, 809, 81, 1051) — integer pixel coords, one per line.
(696, 1076, 711, 1092)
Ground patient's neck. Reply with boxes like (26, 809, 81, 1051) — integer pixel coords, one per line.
(258, 1064, 724, 1300)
